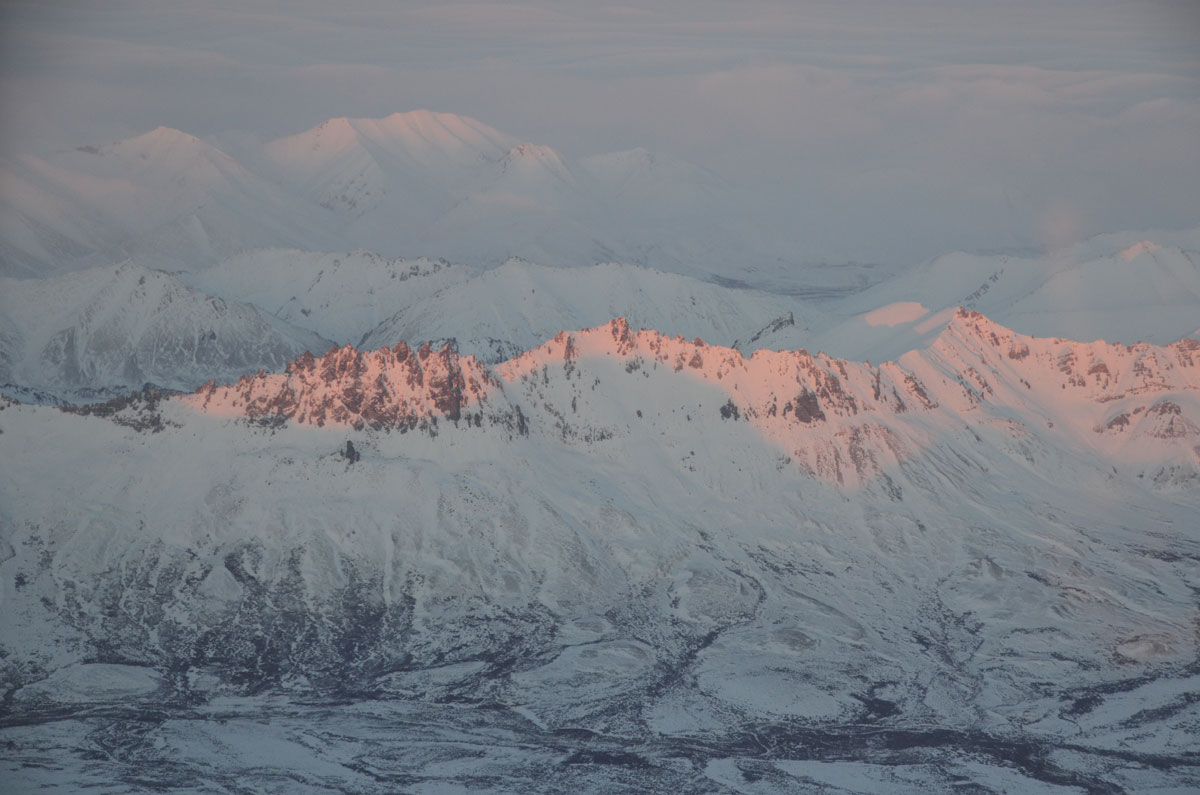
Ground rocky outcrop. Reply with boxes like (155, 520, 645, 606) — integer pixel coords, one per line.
(188, 341, 506, 431)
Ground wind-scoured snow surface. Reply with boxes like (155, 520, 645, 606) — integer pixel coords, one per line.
(2, 313, 1198, 793)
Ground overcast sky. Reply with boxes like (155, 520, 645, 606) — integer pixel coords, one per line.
(2, 0, 1198, 265)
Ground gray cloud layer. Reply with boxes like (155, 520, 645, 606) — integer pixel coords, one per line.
(2, 0, 1198, 265)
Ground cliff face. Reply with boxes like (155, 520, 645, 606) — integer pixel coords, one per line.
(188, 340, 507, 431)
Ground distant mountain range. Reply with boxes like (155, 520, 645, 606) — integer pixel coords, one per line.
(0, 111, 758, 281)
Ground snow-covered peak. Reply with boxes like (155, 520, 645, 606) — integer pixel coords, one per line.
(358, 258, 801, 362)
(183, 311, 1200, 489)
(789, 235, 1200, 364)
(0, 261, 331, 400)
(373, 109, 516, 156)
(487, 143, 580, 200)
(1, 126, 329, 274)
(75, 126, 243, 182)
(500, 143, 570, 172)
(268, 117, 360, 158)
(1119, 240, 1162, 262)
(912, 308, 1200, 463)
(187, 248, 479, 344)
(258, 110, 530, 234)
(267, 110, 519, 177)
(110, 125, 207, 153)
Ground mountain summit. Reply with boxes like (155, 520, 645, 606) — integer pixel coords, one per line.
(184, 310, 1200, 488)
(0, 111, 763, 278)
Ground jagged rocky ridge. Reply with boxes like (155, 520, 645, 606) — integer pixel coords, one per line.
(192, 341, 505, 431)
(185, 310, 1200, 486)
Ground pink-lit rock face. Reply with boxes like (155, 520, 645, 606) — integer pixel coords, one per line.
(914, 310, 1200, 446)
(495, 317, 932, 486)
(182, 310, 1200, 487)
(185, 341, 505, 432)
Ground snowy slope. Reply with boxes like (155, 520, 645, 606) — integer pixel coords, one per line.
(756, 231, 1200, 363)
(1, 249, 812, 401)
(582, 147, 729, 211)
(1, 112, 824, 282)
(0, 159, 119, 277)
(0, 128, 330, 275)
(262, 111, 522, 244)
(1002, 243, 1200, 342)
(360, 259, 808, 363)
(264, 110, 520, 203)
(407, 142, 615, 268)
(261, 111, 623, 267)
(186, 248, 481, 344)
(263, 117, 389, 218)
(0, 262, 331, 401)
(2, 311, 1198, 791)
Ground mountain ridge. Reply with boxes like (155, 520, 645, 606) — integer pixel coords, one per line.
(0, 260, 332, 401)
(179, 309, 1200, 488)
(0, 111, 781, 280)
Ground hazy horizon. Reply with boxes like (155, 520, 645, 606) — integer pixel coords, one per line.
(2, 0, 1198, 266)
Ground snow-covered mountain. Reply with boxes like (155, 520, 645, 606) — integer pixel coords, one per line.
(0, 246, 812, 399)
(1, 111, 765, 279)
(261, 111, 531, 256)
(263, 110, 521, 211)
(582, 147, 729, 211)
(6, 225, 1198, 407)
(192, 311, 1200, 488)
(359, 258, 806, 363)
(186, 248, 481, 345)
(756, 232, 1200, 363)
(258, 113, 753, 274)
(0, 261, 331, 402)
(3, 311, 1197, 791)
(0, 127, 330, 276)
